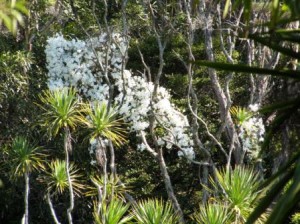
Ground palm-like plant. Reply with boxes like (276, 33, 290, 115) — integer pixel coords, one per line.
(38, 88, 87, 139)
(37, 87, 87, 224)
(41, 160, 84, 196)
(131, 198, 180, 224)
(230, 106, 253, 126)
(87, 174, 129, 201)
(85, 102, 126, 147)
(93, 199, 132, 224)
(209, 166, 265, 223)
(39, 160, 84, 224)
(6, 136, 45, 224)
(193, 202, 232, 224)
(84, 102, 127, 220)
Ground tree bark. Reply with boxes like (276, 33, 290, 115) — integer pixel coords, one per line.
(47, 192, 61, 224)
(199, 1, 242, 164)
(157, 147, 185, 223)
(24, 172, 30, 224)
(64, 127, 74, 224)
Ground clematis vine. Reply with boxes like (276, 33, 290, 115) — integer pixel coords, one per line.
(45, 33, 195, 160)
(238, 104, 265, 160)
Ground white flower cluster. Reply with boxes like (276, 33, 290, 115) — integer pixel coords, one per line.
(45, 33, 194, 160)
(239, 104, 265, 159)
(114, 70, 195, 160)
(45, 33, 126, 102)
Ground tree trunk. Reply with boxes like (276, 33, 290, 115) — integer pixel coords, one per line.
(24, 171, 30, 224)
(199, 0, 242, 164)
(157, 147, 185, 223)
(64, 127, 74, 224)
(47, 192, 61, 224)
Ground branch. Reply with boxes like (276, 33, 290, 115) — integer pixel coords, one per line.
(139, 131, 158, 157)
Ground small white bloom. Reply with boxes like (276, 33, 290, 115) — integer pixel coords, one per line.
(90, 160, 97, 166)
(249, 104, 259, 112)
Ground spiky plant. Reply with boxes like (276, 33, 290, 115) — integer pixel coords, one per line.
(39, 159, 84, 224)
(37, 87, 87, 139)
(87, 174, 129, 201)
(93, 199, 132, 224)
(85, 102, 126, 147)
(6, 136, 46, 224)
(131, 198, 180, 224)
(84, 102, 127, 218)
(37, 87, 87, 224)
(193, 202, 232, 224)
(210, 166, 265, 223)
(230, 106, 253, 126)
(41, 159, 84, 196)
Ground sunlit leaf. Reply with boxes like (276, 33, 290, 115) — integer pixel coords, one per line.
(195, 60, 300, 80)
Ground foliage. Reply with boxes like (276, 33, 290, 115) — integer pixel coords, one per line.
(0, 50, 34, 137)
(40, 159, 84, 196)
(198, 0, 300, 222)
(0, 0, 28, 34)
(291, 213, 300, 224)
(230, 106, 253, 126)
(85, 103, 127, 147)
(131, 198, 180, 224)
(208, 166, 265, 223)
(0, 51, 32, 101)
(93, 199, 132, 224)
(45, 34, 195, 160)
(193, 202, 232, 224)
(246, 154, 300, 224)
(37, 87, 87, 139)
(87, 174, 129, 201)
(1, 0, 300, 223)
(5, 136, 45, 177)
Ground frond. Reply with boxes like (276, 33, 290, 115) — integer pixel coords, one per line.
(132, 198, 180, 224)
(39, 159, 85, 196)
(7, 136, 46, 177)
(36, 87, 87, 138)
(85, 102, 127, 147)
(209, 166, 262, 222)
(230, 106, 253, 125)
(93, 198, 132, 224)
(86, 174, 130, 200)
(193, 202, 232, 224)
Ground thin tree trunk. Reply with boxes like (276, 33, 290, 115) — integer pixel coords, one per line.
(64, 127, 74, 224)
(95, 138, 108, 223)
(108, 140, 116, 175)
(199, 0, 242, 164)
(157, 147, 185, 223)
(47, 192, 61, 224)
(139, 0, 183, 220)
(24, 171, 30, 224)
(101, 140, 107, 224)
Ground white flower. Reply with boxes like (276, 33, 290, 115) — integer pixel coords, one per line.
(137, 143, 146, 151)
(45, 33, 195, 160)
(249, 104, 259, 112)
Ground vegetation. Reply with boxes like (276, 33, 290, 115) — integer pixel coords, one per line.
(1, 0, 300, 223)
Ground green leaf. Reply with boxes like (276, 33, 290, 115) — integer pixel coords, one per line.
(250, 34, 300, 59)
(223, 0, 231, 18)
(266, 160, 300, 224)
(271, 0, 280, 28)
(259, 98, 300, 114)
(194, 60, 300, 80)
(246, 170, 294, 224)
(261, 99, 300, 151)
